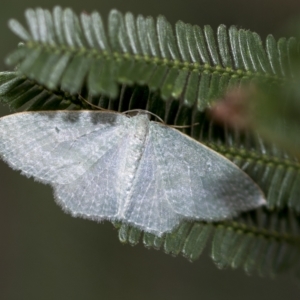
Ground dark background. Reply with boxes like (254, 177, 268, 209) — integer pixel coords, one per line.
(1, 0, 300, 299)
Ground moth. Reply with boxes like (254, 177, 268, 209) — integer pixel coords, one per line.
(0, 111, 265, 236)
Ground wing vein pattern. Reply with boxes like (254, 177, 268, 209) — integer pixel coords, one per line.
(0, 111, 265, 236)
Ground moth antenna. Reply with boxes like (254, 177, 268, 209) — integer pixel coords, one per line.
(78, 94, 109, 111)
(123, 109, 165, 124)
(171, 123, 200, 129)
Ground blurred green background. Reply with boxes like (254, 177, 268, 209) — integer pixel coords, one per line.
(1, 0, 300, 299)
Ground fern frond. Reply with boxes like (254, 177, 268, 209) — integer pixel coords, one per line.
(6, 7, 293, 112)
(115, 208, 300, 277)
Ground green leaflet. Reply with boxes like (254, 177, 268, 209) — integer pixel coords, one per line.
(0, 71, 75, 110)
(6, 6, 290, 111)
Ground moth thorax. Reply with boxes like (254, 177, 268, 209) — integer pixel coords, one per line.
(117, 114, 150, 217)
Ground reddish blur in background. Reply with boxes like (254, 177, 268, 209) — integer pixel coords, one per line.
(1, 1, 300, 299)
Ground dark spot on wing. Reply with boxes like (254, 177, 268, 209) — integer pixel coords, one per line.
(37, 112, 57, 119)
(89, 111, 121, 125)
(36, 111, 122, 126)
(62, 112, 81, 123)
